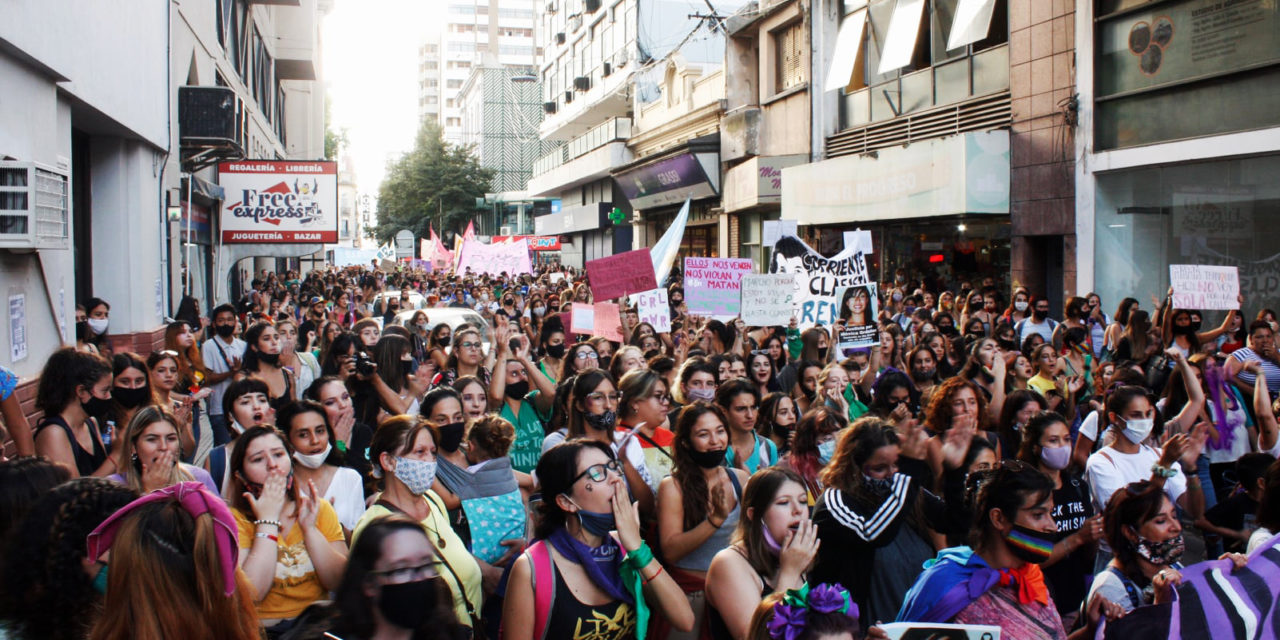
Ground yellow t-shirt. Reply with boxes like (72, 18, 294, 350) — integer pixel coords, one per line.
(234, 499, 345, 620)
(1028, 374, 1057, 396)
(351, 490, 484, 627)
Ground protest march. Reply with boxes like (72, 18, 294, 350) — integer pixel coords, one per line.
(3, 226, 1280, 640)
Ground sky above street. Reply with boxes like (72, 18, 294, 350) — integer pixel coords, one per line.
(323, 0, 439, 202)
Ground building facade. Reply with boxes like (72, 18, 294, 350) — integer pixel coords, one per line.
(1075, 0, 1280, 317)
(457, 65, 552, 196)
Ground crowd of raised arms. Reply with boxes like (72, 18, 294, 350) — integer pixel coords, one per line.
(3, 261, 1280, 640)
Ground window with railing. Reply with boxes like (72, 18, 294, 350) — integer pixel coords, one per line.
(532, 117, 632, 176)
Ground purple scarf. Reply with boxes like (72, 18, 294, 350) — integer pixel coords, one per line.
(1204, 364, 1239, 451)
(547, 528, 634, 604)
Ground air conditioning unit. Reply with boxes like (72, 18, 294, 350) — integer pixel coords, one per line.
(500, 226, 513, 236)
(543, 101, 558, 113)
(585, 0, 600, 12)
(0, 161, 70, 251)
(602, 62, 613, 76)
(178, 86, 246, 152)
(574, 76, 591, 91)
(565, 90, 574, 103)
(569, 15, 582, 31)
(555, 32, 566, 44)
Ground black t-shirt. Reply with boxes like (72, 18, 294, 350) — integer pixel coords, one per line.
(1045, 474, 1095, 615)
(1205, 493, 1259, 552)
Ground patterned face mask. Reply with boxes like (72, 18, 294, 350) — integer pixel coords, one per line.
(393, 457, 438, 495)
(1132, 532, 1184, 566)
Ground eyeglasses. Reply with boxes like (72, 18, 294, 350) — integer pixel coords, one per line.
(458, 341, 482, 350)
(586, 392, 622, 403)
(572, 459, 622, 484)
(650, 392, 672, 404)
(575, 351, 599, 360)
(369, 562, 439, 584)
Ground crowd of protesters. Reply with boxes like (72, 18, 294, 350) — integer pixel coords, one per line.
(1, 256, 1279, 640)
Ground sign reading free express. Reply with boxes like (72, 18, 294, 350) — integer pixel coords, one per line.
(218, 161, 338, 244)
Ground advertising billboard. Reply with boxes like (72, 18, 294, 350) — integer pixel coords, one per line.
(217, 160, 338, 244)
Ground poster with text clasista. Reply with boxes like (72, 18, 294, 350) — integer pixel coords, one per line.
(768, 235, 872, 328)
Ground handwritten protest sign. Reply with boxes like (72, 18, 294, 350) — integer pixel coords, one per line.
(585, 248, 657, 300)
(1170, 264, 1239, 310)
(769, 235, 871, 327)
(635, 288, 672, 333)
(834, 284, 879, 354)
(684, 257, 753, 320)
(740, 274, 801, 326)
(456, 240, 533, 277)
(593, 302, 624, 342)
(570, 304, 595, 334)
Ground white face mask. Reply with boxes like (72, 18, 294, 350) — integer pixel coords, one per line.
(87, 317, 109, 335)
(1121, 417, 1154, 444)
(293, 444, 332, 469)
(1014, 301, 1029, 312)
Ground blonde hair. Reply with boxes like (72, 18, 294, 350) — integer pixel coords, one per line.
(118, 406, 193, 493)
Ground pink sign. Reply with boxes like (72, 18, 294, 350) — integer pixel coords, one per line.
(455, 239, 533, 277)
(585, 248, 657, 300)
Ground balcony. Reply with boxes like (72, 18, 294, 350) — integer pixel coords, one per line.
(528, 117, 633, 195)
(273, 0, 320, 80)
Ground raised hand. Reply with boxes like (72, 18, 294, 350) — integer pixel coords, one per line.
(777, 517, 819, 578)
(296, 479, 320, 530)
(941, 415, 977, 470)
(610, 476, 643, 552)
(1182, 420, 1209, 467)
(140, 449, 177, 493)
(245, 471, 288, 523)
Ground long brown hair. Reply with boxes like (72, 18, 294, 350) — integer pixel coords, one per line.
(163, 322, 206, 387)
(731, 468, 806, 581)
(819, 417, 899, 495)
(88, 498, 261, 640)
(118, 406, 194, 494)
(672, 403, 729, 530)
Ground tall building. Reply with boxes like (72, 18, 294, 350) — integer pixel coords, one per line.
(458, 65, 550, 201)
(418, 40, 442, 124)
(417, 0, 540, 143)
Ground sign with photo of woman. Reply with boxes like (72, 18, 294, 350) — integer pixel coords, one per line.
(835, 283, 879, 355)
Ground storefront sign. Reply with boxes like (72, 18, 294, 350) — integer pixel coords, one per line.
(1170, 264, 1239, 310)
(781, 131, 1009, 225)
(180, 201, 212, 245)
(490, 235, 563, 250)
(740, 274, 802, 326)
(684, 257, 754, 320)
(635, 288, 672, 333)
(585, 249, 657, 300)
(218, 161, 338, 244)
(456, 240, 533, 276)
(769, 235, 871, 327)
(723, 155, 807, 212)
(615, 152, 717, 210)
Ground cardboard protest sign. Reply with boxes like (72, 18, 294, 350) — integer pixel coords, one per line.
(635, 288, 672, 333)
(456, 240, 533, 277)
(769, 235, 871, 327)
(684, 257, 753, 320)
(842, 229, 874, 254)
(834, 283, 879, 354)
(570, 303, 595, 334)
(585, 248, 657, 300)
(593, 302, 624, 342)
(1170, 264, 1240, 310)
(740, 274, 801, 326)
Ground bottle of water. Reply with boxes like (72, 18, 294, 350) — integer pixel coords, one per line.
(102, 420, 115, 448)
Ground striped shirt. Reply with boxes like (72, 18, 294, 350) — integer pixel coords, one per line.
(1226, 347, 1280, 393)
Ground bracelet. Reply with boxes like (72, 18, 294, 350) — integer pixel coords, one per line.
(254, 532, 279, 543)
(1150, 463, 1178, 479)
(1182, 463, 1200, 476)
(642, 564, 664, 585)
(708, 516, 724, 529)
(254, 519, 282, 529)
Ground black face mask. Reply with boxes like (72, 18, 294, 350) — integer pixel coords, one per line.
(545, 343, 566, 359)
(1033, 310, 1048, 320)
(258, 352, 281, 367)
(82, 394, 112, 417)
(379, 577, 444, 629)
(505, 380, 530, 400)
(437, 421, 467, 453)
(215, 324, 235, 339)
(1189, 320, 1203, 333)
(689, 447, 727, 469)
(817, 347, 829, 360)
(76, 320, 89, 341)
(644, 349, 661, 360)
(112, 386, 151, 409)
(998, 338, 1018, 352)
(911, 367, 936, 383)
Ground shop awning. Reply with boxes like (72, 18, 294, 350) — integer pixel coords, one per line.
(781, 130, 1009, 225)
(612, 138, 720, 211)
(947, 0, 999, 50)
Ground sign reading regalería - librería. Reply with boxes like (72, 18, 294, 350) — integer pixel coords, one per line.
(218, 161, 338, 244)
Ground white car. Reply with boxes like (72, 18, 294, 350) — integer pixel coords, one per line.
(388, 307, 493, 354)
(370, 289, 427, 313)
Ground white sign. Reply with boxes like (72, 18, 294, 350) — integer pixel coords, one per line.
(1170, 264, 1240, 310)
(571, 303, 595, 334)
(879, 622, 1001, 640)
(762, 220, 798, 247)
(9, 293, 27, 362)
(842, 229, 874, 254)
(740, 274, 802, 326)
(218, 160, 338, 244)
(635, 288, 671, 333)
(769, 235, 872, 327)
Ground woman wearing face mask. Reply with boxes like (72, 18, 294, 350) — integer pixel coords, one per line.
(1012, 412, 1102, 624)
(74, 303, 101, 355)
(491, 327, 557, 474)
(1001, 287, 1032, 326)
(276, 319, 321, 401)
(1086, 481, 1247, 615)
(503, 439, 694, 640)
(672, 356, 718, 416)
(1164, 305, 1239, 361)
(238, 322, 295, 405)
(1084, 385, 1208, 566)
(31, 349, 113, 479)
(537, 321, 568, 383)
(230, 426, 348, 632)
(779, 407, 845, 505)
(427, 323, 453, 373)
(656, 404, 751, 638)
(792, 361, 823, 415)
(907, 345, 942, 407)
(705, 468, 818, 640)
(104, 352, 158, 439)
(321, 514, 470, 640)
(83, 297, 113, 357)
(305, 376, 374, 493)
(0, 478, 137, 640)
(811, 418, 944, 629)
(564, 369, 655, 516)
(277, 401, 364, 535)
(898, 464, 1124, 640)
(758, 392, 798, 456)
(108, 405, 216, 494)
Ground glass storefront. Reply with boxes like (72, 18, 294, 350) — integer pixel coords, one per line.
(1094, 154, 1280, 321)
(814, 216, 1010, 290)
